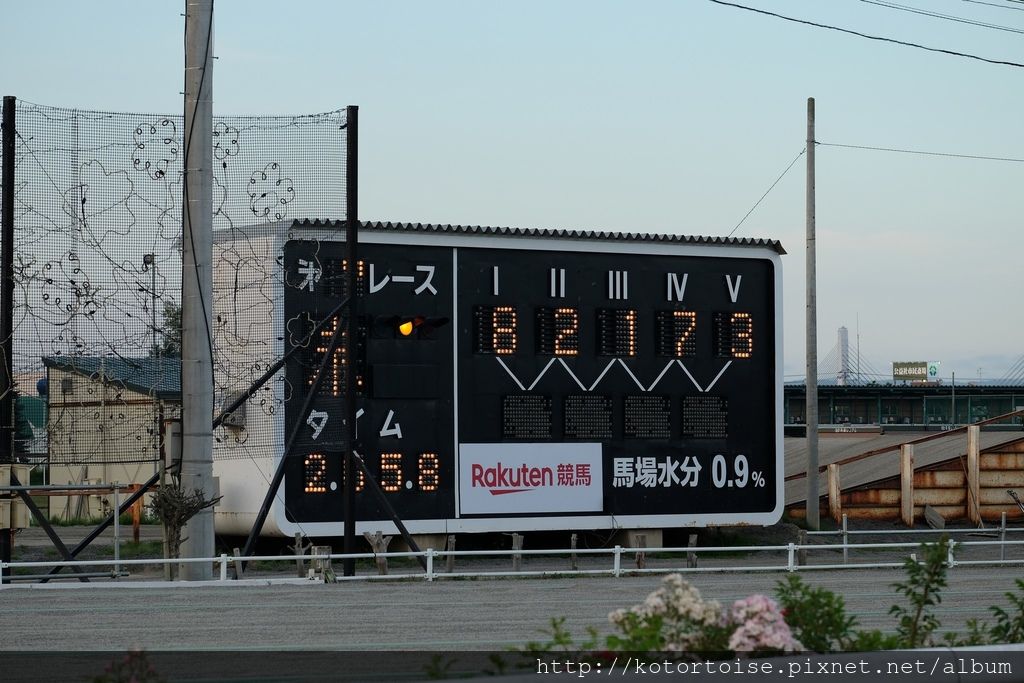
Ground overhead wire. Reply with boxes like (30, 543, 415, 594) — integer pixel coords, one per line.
(818, 141, 1024, 163)
(858, 0, 1024, 35)
(727, 148, 805, 237)
(961, 0, 1024, 12)
(705, 0, 1024, 68)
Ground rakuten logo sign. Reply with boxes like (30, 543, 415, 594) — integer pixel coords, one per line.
(459, 443, 603, 515)
(470, 462, 553, 493)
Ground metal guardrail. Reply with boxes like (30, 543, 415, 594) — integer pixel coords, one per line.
(806, 512, 1023, 563)
(4, 535, 1024, 585)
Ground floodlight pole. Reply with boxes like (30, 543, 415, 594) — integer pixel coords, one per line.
(805, 97, 820, 530)
(180, 0, 215, 579)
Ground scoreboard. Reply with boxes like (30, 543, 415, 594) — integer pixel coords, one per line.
(221, 223, 784, 536)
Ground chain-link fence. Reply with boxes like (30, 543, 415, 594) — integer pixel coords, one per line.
(1, 99, 347, 472)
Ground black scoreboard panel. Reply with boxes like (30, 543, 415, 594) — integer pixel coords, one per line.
(457, 248, 776, 518)
(281, 236, 779, 529)
(282, 240, 455, 523)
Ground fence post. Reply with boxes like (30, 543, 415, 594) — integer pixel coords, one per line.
(842, 514, 849, 564)
(797, 529, 808, 567)
(900, 444, 915, 526)
(445, 535, 455, 573)
(687, 534, 698, 569)
(827, 463, 842, 523)
(363, 531, 391, 576)
(1001, 512, 1007, 562)
(634, 533, 647, 570)
(426, 548, 434, 582)
(232, 547, 244, 580)
(113, 485, 121, 577)
(967, 425, 981, 525)
(511, 533, 523, 572)
(947, 540, 957, 568)
(787, 542, 796, 572)
(613, 545, 622, 577)
(219, 553, 228, 581)
(570, 533, 578, 571)
(293, 533, 305, 578)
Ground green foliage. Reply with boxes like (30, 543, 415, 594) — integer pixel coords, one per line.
(943, 619, 991, 647)
(989, 579, 1024, 643)
(148, 481, 221, 577)
(889, 536, 950, 648)
(774, 575, 857, 652)
(521, 617, 597, 655)
(844, 629, 903, 652)
(943, 578, 1024, 646)
(423, 654, 457, 680)
(516, 538, 1024, 658)
(149, 300, 181, 358)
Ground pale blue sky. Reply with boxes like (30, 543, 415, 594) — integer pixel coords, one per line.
(4, 0, 1023, 383)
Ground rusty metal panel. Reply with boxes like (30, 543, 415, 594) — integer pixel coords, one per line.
(914, 471, 965, 488)
(979, 471, 1024, 487)
(846, 489, 900, 506)
(841, 506, 900, 521)
(980, 505, 1024, 521)
(913, 488, 967, 506)
(981, 452, 1024, 470)
(993, 441, 1024, 454)
(980, 488, 1024, 504)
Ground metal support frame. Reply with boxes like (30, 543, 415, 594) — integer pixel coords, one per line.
(7, 471, 89, 580)
(240, 307, 348, 559)
(42, 297, 354, 580)
(351, 451, 425, 571)
(41, 474, 157, 581)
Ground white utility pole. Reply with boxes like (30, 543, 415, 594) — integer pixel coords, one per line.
(805, 97, 820, 530)
(180, 0, 215, 579)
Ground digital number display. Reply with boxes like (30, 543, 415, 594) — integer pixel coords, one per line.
(536, 307, 580, 356)
(655, 310, 697, 357)
(596, 308, 638, 357)
(381, 452, 403, 492)
(474, 305, 517, 354)
(304, 453, 328, 493)
(418, 453, 440, 492)
(713, 312, 754, 359)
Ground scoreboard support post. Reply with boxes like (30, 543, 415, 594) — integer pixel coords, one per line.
(343, 104, 359, 576)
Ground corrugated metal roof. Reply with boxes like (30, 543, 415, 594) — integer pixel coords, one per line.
(43, 356, 181, 400)
(293, 219, 787, 254)
(784, 430, 1024, 505)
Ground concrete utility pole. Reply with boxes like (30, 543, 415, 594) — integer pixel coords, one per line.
(180, 0, 215, 579)
(805, 97, 820, 530)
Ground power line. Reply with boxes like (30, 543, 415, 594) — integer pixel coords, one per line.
(961, 0, 1024, 11)
(706, 0, 1024, 68)
(859, 0, 1024, 35)
(727, 148, 805, 237)
(818, 141, 1024, 163)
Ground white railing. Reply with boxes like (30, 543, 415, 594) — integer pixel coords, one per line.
(4, 535, 1024, 585)
(807, 512, 1024, 563)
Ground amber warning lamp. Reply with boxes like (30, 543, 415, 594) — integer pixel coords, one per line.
(375, 315, 450, 339)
